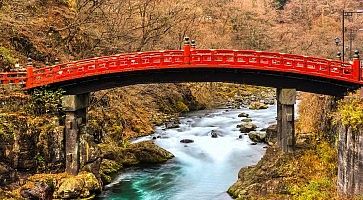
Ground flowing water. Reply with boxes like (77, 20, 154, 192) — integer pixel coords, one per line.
(97, 105, 277, 200)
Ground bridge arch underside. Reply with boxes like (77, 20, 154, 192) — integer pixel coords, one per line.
(46, 68, 361, 96)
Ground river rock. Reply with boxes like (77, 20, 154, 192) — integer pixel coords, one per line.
(241, 118, 252, 123)
(180, 139, 194, 143)
(265, 124, 277, 144)
(239, 122, 257, 133)
(122, 141, 174, 165)
(211, 132, 218, 138)
(238, 135, 243, 139)
(210, 130, 223, 138)
(249, 102, 268, 110)
(165, 120, 180, 129)
(102, 141, 174, 166)
(238, 113, 249, 118)
(250, 142, 258, 145)
(248, 131, 267, 143)
(263, 98, 275, 105)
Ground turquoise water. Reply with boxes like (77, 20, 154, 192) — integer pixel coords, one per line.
(97, 106, 277, 200)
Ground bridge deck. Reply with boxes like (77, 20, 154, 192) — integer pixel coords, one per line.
(0, 48, 362, 96)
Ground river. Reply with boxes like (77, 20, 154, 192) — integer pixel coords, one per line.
(97, 105, 277, 200)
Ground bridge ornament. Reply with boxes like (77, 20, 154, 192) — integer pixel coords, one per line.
(0, 39, 362, 90)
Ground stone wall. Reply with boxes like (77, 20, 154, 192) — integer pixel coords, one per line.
(0, 114, 65, 186)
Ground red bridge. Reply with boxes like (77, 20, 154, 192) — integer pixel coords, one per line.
(2, 38, 363, 194)
(1, 38, 362, 96)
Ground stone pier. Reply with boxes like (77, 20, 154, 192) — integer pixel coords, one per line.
(276, 88, 296, 153)
(62, 93, 90, 175)
(338, 124, 363, 196)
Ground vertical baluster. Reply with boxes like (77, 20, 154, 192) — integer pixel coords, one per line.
(183, 37, 191, 64)
(26, 58, 34, 88)
(352, 50, 360, 81)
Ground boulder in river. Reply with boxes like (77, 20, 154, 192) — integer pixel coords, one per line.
(239, 122, 257, 133)
(265, 124, 277, 144)
(238, 135, 243, 139)
(210, 130, 223, 138)
(263, 98, 275, 105)
(180, 139, 194, 143)
(165, 120, 180, 129)
(248, 131, 267, 143)
(249, 102, 268, 110)
(241, 118, 252, 123)
(238, 112, 249, 118)
(103, 141, 174, 165)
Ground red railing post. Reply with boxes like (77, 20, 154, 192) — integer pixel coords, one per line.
(183, 37, 191, 64)
(352, 50, 361, 81)
(190, 40, 196, 64)
(26, 58, 34, 88)
(191, 40, 196, 52)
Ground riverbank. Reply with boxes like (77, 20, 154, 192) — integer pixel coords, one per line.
(228, 135, 338, 199)
(228, 92, 363, 200)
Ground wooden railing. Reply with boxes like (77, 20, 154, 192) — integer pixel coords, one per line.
(0, 47, 362, 90)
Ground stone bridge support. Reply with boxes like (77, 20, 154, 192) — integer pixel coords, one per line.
(62, 93, 90, 175)
(338, 120, 363, 196)
(276, 88, 296, 153)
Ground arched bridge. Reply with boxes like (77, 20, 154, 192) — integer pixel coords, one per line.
(0, 40, 362, 96)
(1, 39, 363, 195)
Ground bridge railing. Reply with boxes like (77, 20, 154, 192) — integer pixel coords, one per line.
(28, 50, 185, 88)
(0, 71, 27, 85)
(190, 49, 356, 81)
(0, 48, 361, 89)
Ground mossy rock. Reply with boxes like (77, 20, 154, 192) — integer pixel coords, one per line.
(102, 141, 174, 166)
(120, 141, 174, 165)
(98, 141, 174, 183)
(100, 159, 122, 185)
(239, 122, 257, 133)
(54, 172, 101, 199)
(175, 101, 189, 113)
